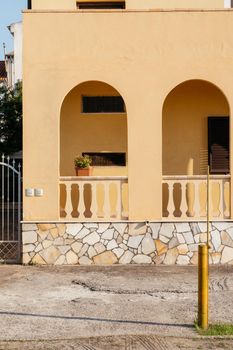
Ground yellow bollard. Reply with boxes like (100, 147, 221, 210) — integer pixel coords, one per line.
(198, 244, 209, 330)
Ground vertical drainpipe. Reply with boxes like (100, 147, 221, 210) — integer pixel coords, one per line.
(28, 0, 32, 9)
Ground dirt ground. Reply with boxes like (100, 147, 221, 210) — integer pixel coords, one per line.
(0, 265, 233, 349)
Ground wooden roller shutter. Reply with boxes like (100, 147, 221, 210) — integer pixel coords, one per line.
(77, 2, 125, 9)
(208, 117, 229, 174)
(82, 96, 125, 113)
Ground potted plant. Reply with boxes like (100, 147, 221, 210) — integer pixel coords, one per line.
(74, 155, 93, 176)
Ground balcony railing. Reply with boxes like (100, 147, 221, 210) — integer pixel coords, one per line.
(60, 175, 231, 222)
(162, 175, 230, 220)
(60, 176, 128, 221)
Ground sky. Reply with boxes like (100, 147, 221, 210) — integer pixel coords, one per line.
(0, 0, 27, 59)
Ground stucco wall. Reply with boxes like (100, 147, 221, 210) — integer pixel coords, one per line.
(31, 0, 225, 10)
(23, 10, 233, 221)
(163, 80, 229, 175)
(128, 0, 224, 9)
(32, 0, 75, 10)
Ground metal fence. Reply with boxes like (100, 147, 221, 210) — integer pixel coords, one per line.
(0, 154, 22, 263)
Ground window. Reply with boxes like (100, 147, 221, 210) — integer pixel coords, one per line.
(82, 96, 125, 113)
(224, 0, 233, 8)
(82, 152, 126, 166)
(208, 117, 229, 174)
(77, 2, 125, 9)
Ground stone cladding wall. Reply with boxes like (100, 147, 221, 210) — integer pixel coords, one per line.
(22, 222, 233, 265)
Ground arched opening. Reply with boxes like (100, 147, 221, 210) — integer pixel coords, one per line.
(163, 80, 230, 175)
(60, 80, 127, 176)
(60, 80, 128, 220)
(162, 80, 230, 219)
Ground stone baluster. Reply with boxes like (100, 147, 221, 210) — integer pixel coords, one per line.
(209, 180, 213, 219)
(103, 182, 111, 219)
(224, 179, 230, 218)
(199, 181, 207, 217)
(65, 183, 73, 219)
(115, 181, 122, 220)
(90, 182, 98, 220)
(167, 182, 174, 219)
(194, 181, 200, 219)
(218, 180, 224, 218)
(78, 182, 85, 219)
(180, 181, 187, 218)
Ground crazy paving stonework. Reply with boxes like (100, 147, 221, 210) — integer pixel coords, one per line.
(22, 222, 233, 265)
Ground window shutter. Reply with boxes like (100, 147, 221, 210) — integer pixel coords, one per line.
(208, 117, 229, 174)
(82, 96, 125, 113)
(77, 2, 125, 9)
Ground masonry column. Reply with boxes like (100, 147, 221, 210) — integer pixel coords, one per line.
(127, 92, 162, 221)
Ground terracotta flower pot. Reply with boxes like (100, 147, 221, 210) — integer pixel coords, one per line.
(75, 167, 93, 176)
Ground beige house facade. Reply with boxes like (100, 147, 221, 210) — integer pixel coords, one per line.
(22, 0, 233, 265)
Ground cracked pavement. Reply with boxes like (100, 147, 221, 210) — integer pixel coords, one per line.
(0, 265, 233, 349)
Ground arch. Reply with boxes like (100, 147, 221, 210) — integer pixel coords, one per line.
(162, 79, 230, 176)
(60, 80, 128, 176)
(162, 78, 231, 111)
(60, 79, 127, 112)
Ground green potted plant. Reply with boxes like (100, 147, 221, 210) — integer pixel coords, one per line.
(74, 155, 93, 176)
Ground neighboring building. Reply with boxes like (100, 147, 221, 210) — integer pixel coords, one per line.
(22, 0, 233, 265)
(7, 22, 23, 85)
(4, 22, 23, 87)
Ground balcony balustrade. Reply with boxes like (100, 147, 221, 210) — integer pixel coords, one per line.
(60, 175, 231, 221)
(162, 175, 230, 220)
(60, 176, 128, 221)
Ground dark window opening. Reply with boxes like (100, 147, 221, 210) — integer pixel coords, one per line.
(82, 96, 125, 113)
(77, 2, 125, 9)
(208, 116, 229, 174)
(82, 152, 126, 166)
(28, 0, 32, 9)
